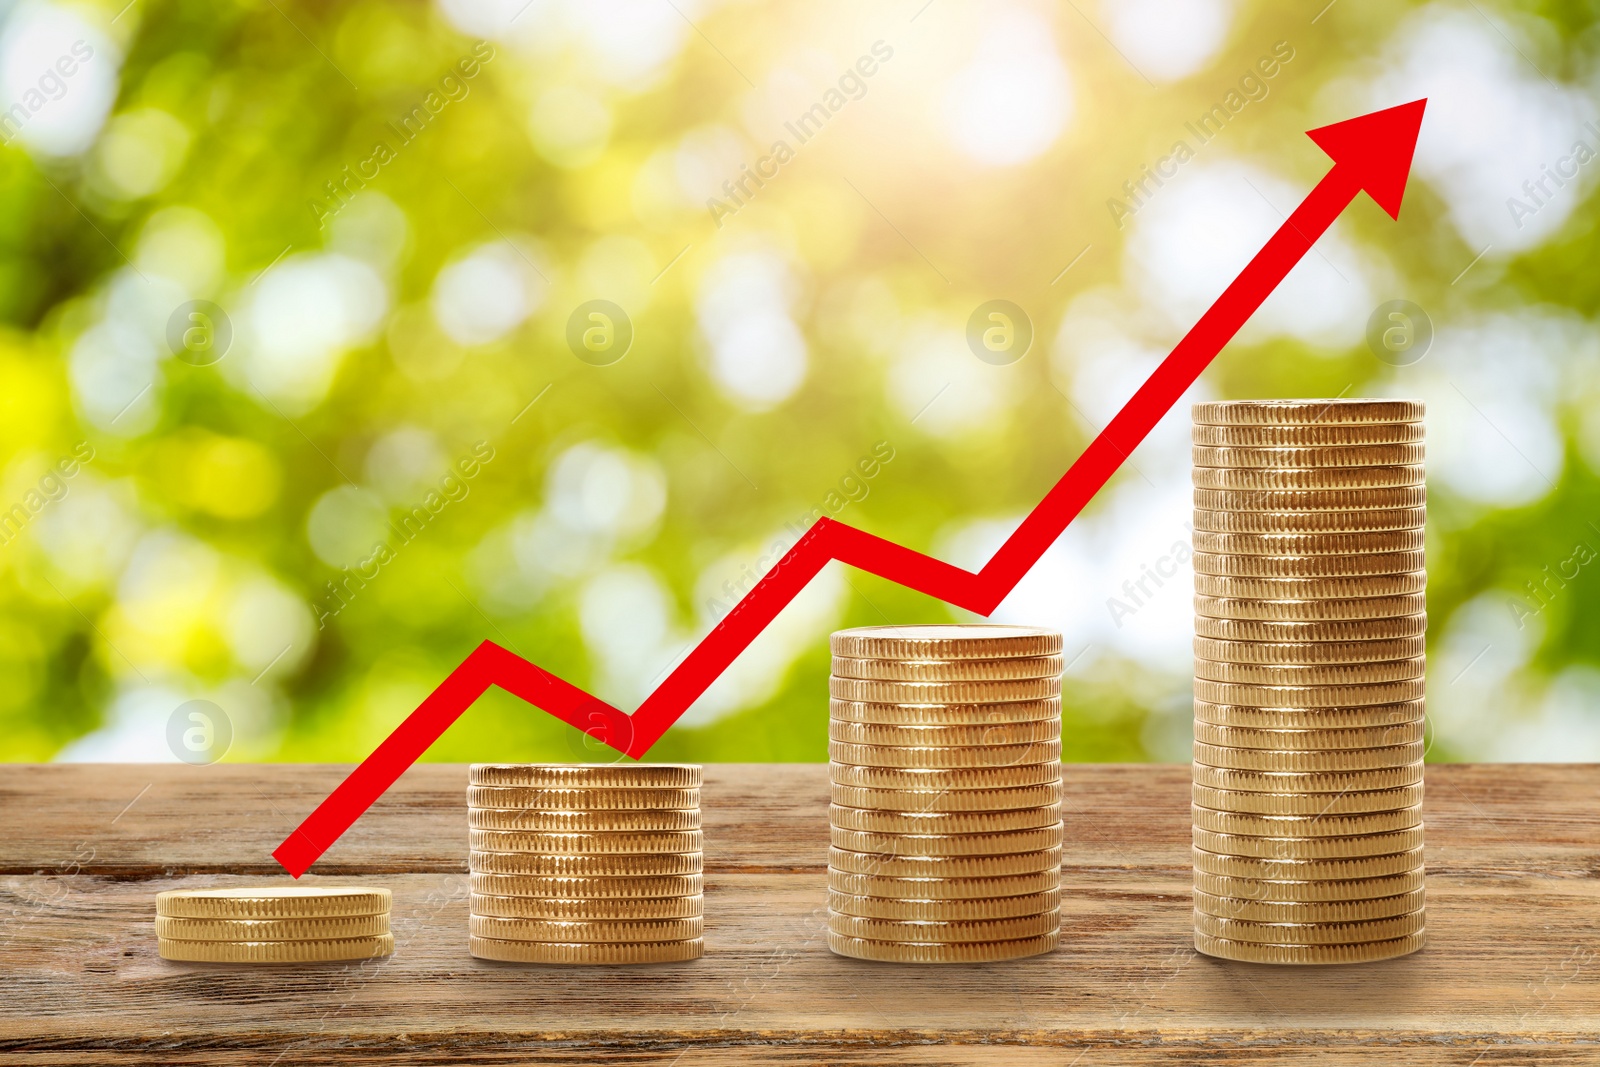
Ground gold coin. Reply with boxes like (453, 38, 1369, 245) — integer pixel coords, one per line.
(831, 781, 1064, 813)
(827, 889, 1062, 921)
(1192, 443, 1425, 468)
(1192, 782, 1423, 816)
(1192, 868, 1425, 902)
(468, 873, 703, 898)
(829, 719, 1060, 747)
(470, 893, 703, 921)
(470, 914, 703, 943)
(154, 914, 390, 941)
(1193, 679, 1425, 708)
(828, 909, 1059, 943)
(827, 868, 1062, 900)
(830, 655, 1063, 682)
(1194, 907, 1425, 946)
(830, 804, 1061, 834)
(1196, 799, 1420, 831)
(831, 823, 1064, 857)
(1193, 698, 1426, 730)
(1192, 507, 1427, 534)
(1191, 762, 1423, 794)
(1193, 721, 1424, 751)
(1194, 930, 1424, 964)
(468, 851, 703, 877)
(1192, 826, 1424, 859)
(1194, 741, 1423, 772)
(829, 846, 1062, 878)
(828, 739, 1062, 769)
(829, 698, 1062, 725)
(1195, 573, 1426, 600)
(1194, 657, 1426, 686)
(1192, 845, 1425, 881)
(827, 930, 1058, 963)
(829, 763, 1063, 791)
(830, 625, 1062, 661)
(468, 809, 702, 832)
(829, 676, 1062, 704)
(1192, 422, 1426, 447)
(157, 934, 394, 963)
(465, 786, 700, 811)
(1193, 486, 1427, 513)
(469, 935, 703, 964)
(1193, 635, 1425, 664)
(1194, 615, 1427, 642)
(154, 886, 392, 920)
(468, 764, 702, 789)
(1195, 595, 1427, 622)
(1192, 464, 1425, 491)
(1192, 399, 1425, 425)
(467, 829, 703, 855)
(1192, 529, 1426, 556)
(1194, 887, 1425, 924)
(1192, 552, 1427, 580)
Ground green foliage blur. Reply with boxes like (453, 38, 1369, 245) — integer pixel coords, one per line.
(2, 0, 1599, 766)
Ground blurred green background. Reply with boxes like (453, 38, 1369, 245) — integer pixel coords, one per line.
(2, 0, 1598, 766)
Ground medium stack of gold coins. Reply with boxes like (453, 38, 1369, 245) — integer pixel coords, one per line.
(1190, 398, 1427, 965)
(826, 625, 1066, 964)
(155, 886, 393, 962)
(467, 763, 704, 964)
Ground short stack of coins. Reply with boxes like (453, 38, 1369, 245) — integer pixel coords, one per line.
(467, 763, 704, 964)
(155, 886, 393, 963)
(1190, 398, 1427, 965)
(826, 624, 1066, 964)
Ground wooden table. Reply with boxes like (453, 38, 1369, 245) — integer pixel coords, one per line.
(2, 763, 1596, 1064)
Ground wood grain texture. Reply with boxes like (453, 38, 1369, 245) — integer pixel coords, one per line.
(1, 763, 1597, 1064)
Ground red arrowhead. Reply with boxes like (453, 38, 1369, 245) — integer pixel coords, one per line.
(1306, 99, 1427, 220)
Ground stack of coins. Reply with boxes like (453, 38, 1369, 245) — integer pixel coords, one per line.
(826, 624, 1065, 964)
(467, 763, 704, 965)
(1190, 398, 1427, 965)
(155, 886, 393, 963)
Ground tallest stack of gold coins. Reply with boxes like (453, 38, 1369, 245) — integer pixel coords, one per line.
(826, 625, 1066, 964)
(1190, 399, 1428, 965)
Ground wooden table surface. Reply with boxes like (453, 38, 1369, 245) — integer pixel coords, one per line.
(1, 762, 1597, 1064)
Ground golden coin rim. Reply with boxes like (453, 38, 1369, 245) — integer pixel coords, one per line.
(826, 868, 1062, 899)
(830, 626, 1063, 661)
(830, 803, 1062, 834)
(1192, 635, 1426, 664)
(826, 930, 1059, 963)
(1192, 844, 1425, 880)
(1192, 487, 1427, 512)
(1193, 698, 1427, 729)
(1191, 825, 1425, 859)
(829, 698, 1062, 725)
(828, 739, 1063, 769)
(1194, 930, 1425, 964)
(1194, 907, 1426, 945)
(467, 809, 702, 832)
(1193, 887, 1425, 923)
(1192, 529, 1427, 556)
(830, 655, 1064, 682)
(828, 846, 1062, 877)
(1192, 868, 1426, 901)
(467, 873, 704, 898)
(829, 823, 1065, 857)
(157, 934, 394, 963)
(468, 935, 703, 964)
(1191, 465, 1426, 491)
(1192, 444, 1426, 469)
(830, 782, 1064, 812)
(829, 762, 1064, 790)
(465, 786, 700, 810)
(1191, 552, 1427, 580)
(829, 677, 1064, 704)
(827, 889, 1062, 921)
(1192, 423, 1426, 447)
(469, 914, 703, 943)
(470, 893, 704, 920)
(468, 764, 702, 789)
(1194, 595, 1428, 622)
(468, 851, 703, 876)
(1193, 741, 1424, 772)
(154, 887, 392, 919)
(467, 829, 704, 855)
(829, 719, 1061, 747)
(1193, 657, 1427, 685)
(1191, 761, 1424, 793)
(1191, 400, 1425, 425)
(1191, 782, 1423, 815)
(1193, 573, 1428, 600)
(153, 914, 390, 941)
(827, 908, 1060, 943)
(1193, 720, 1426, 751)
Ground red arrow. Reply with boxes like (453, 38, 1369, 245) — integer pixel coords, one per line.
(274, 100, 1427, 877)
